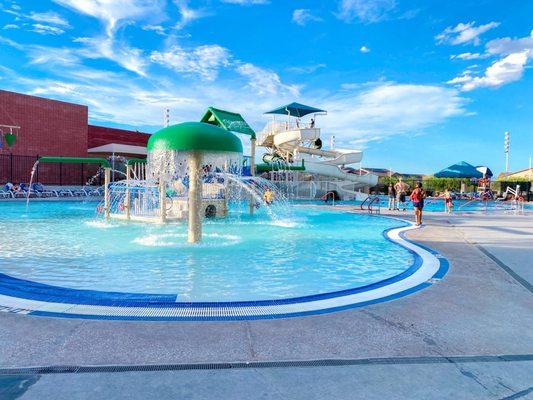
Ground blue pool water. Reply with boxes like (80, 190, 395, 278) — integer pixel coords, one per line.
(0, 200, 413, 301)
(310, 197, 531, 212)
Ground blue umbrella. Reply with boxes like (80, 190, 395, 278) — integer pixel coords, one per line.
(476, 166, 493, 178)
(434, 161, 483, 178)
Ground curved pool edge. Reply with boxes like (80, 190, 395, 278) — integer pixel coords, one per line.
(0, 217, 449, 321)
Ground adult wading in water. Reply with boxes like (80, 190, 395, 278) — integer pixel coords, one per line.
(394, 177, 409, 211)
(410, 182, 426, 226)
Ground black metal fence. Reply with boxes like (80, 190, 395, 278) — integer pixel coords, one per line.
(1, 154, 102, 186)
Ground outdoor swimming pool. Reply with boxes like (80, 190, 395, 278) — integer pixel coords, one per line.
(1, 200, 415, 300)
(0, 200, 447, 319)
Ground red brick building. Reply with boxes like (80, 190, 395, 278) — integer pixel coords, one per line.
(0, 89, 150, 185)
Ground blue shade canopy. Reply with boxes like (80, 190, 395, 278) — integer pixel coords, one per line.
(264, 102, 326, 118)
(435, 161, 483, 178)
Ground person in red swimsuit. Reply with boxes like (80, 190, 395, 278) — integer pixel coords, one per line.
(444, 189, 453, 213)
(410, 182, 426, 226)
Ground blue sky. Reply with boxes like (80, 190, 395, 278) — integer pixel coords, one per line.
(0, 0, 532, 174)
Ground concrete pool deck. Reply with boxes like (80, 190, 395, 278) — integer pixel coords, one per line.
(1, 209, 532, 399)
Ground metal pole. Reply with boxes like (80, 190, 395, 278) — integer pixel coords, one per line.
(104, 167, 110, 220)
(159, 176, 166, 223)
(504, 131, 510, 177)
(249, 137, 256, 215)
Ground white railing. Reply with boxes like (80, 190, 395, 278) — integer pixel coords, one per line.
(268, 177, 366, 201)
(258, 120, 317, 144)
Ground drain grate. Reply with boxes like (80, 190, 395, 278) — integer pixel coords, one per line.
(1, 354, 532, 376)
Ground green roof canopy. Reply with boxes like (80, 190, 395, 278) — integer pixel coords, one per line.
(265, 102, 326, 118)
(147, 122, 243, 153)
(434, 161, 483, 178)
(200, 106, 255, 139)
(38, 156, 110, 168)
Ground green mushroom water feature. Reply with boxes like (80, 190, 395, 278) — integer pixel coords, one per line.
(147, 122, 243, 243)
(103, 121, 288, 245)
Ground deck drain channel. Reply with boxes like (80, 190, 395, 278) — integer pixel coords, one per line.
(1, 354, 532, 375)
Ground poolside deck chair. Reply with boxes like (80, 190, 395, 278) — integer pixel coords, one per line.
(0, 189, 14, 199)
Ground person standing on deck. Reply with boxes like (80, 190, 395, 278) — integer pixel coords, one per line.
(444, 189, 453, 213)
(387, 183, 396, 210)
(394, 178, 409, 211)
(410, 182, 426, 226)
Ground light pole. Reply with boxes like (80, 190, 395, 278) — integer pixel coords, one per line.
(504, 131, 510, 177)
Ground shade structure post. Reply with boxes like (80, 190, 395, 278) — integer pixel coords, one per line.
(249, 137, 256, 215)
(188, 151, 203, 243)
(103, 167, 111, 220)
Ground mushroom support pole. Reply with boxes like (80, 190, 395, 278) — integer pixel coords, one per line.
(125, 165, 131, 220)
(104, 167, 110, 220)
(249, 137, 256, 215)
(188, 151, 202, 243)
(159, 177, 166, 223)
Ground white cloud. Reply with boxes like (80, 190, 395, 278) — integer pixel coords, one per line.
(447, 30, 533, 91)
(336, 0, 396, 23)
(32, 82, 79, 96)
(2, 24, 19, 30)
(436, 21, 500, 46)
(30, 23, 65, 35)
(27, 46, 80, 65)
(236, 63, 300, 96)
(292, 9, 322, 26)
(150, 44, 231, 80)
(142, 24, 166, 35)
(28, 11, 70, 27)
(286, 64, 326, 74)
(221, 0, 269, 4)
(448, 51, 529, 91)
(450, 52, 485, 60)
(53, 0, 165, 35)
(75, 36, 148, 76)
(173, 0, 209, 30)
(320, 83, 467, 146)
(360, 45, 370, 53)
(485, 30, 533, 56)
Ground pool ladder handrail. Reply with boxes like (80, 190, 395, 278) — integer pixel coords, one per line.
(360, 196, 381, 214)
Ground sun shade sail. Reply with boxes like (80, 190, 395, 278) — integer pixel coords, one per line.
(264, 102, 326, 118)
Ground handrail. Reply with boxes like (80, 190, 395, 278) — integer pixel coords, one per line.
(322, 191, 337, 205)
(360, 195, 380, 212)
(368, 196, 380, 213)
(360, 196, 371, 210)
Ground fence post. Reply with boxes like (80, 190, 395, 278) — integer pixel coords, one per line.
(10, 153, 13, 182)
(35, 154, 39, 182)
(81, 163, 84, 186)
(59, 163, 63, 186)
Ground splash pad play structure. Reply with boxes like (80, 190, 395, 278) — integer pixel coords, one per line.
(0, 105, 449, 320)
(105, 122, 246, 243)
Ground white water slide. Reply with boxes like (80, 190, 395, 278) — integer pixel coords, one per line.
(259, 122, 378, 199)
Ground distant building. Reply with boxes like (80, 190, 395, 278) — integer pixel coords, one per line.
(497, 167, 533, 181)
(0, 89, 150, 184)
